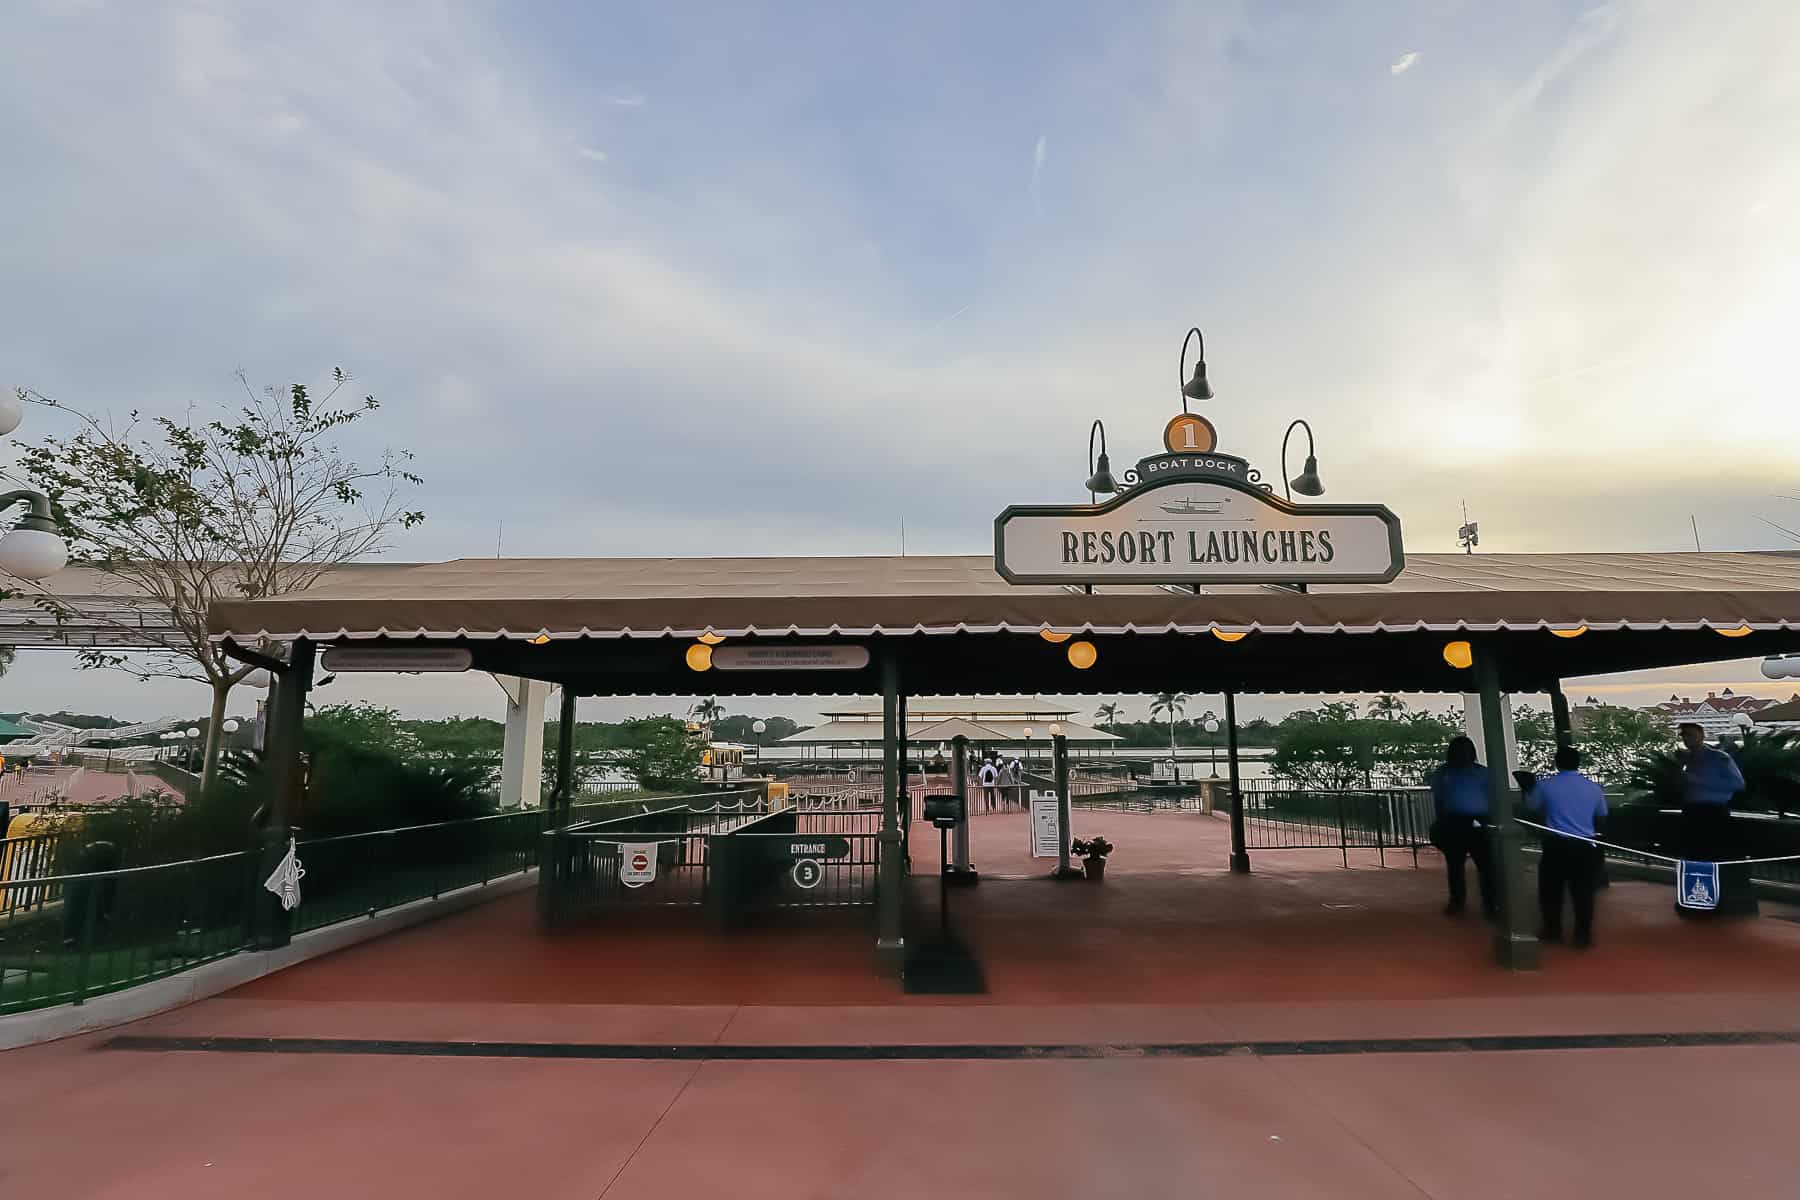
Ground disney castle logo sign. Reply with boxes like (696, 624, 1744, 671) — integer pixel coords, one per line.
(994, 451, 1404, 586)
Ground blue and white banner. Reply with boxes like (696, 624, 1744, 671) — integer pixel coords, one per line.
(1678, 860, 1720, 910)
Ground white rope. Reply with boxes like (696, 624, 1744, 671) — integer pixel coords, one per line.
(1514, 817, 1800, 866)
(1514, 817, 1680, 864)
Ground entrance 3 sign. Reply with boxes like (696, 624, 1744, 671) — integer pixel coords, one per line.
(995, 471, 1403, 586)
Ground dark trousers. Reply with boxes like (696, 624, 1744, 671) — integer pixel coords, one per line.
(1679, 803, 1733, 862)
(1679, 803, 1758, 915)
(1439, 819, 1496, 913)
(1538, 838, 1600, 942)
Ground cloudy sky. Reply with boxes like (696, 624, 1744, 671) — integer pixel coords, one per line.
(2, 0, 1797, 725)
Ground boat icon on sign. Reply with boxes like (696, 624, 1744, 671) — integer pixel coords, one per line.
(1158, 497, 1225, 516)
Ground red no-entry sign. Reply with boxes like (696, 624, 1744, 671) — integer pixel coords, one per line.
(621, 843, 658, 888)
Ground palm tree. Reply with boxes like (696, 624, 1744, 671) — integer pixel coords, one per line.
(1370, 694, 1408, 722)
(1095, 702, 1121, 730)
(691, 697, 724, 736)
(1150, 692, 1188, 763)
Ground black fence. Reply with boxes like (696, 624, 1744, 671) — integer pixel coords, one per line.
(539, 796, 883, 930)
(735, 809, 882, 913)
(1239, 784, 1434, 867)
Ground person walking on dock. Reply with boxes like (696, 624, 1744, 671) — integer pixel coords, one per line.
(1429, 736, 1497, 918)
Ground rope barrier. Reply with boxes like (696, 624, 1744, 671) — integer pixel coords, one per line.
(1514, 817, 1800, 866)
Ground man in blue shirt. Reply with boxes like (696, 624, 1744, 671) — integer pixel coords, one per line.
(1678, 722, 1744, 858)
(1429, 736, 1496, 918)
(1527, 745, 1609, 948)
(1676, 722, 1756, 916)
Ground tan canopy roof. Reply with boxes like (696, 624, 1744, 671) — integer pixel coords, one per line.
(207, 551, 1800, 641)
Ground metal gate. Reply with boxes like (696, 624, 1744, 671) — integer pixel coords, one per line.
(1239, 784, 1434, 867)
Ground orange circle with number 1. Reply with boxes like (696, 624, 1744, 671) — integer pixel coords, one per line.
(1164, 414, 1218, 454)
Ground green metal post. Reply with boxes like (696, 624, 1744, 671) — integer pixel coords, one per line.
(552, 686, 577, 823)
(1053, 734, 1077, 878)
(256, 639, 313, 950)
(950, 734, 972, 874)
(538, 686, 577, 930)
(1226, 691, 1250, 873)
(1549, 680, 1575, 748)
(1475, 645, 1539, 970)
(876, 653, 906, 974)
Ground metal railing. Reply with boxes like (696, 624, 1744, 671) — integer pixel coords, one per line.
(1238, 783, 1434, 867)
(0, 806, 559, 1016)
(734, 808, 882, 911)
(542, 791, 765, 921)
(1, 850, 254, 1014)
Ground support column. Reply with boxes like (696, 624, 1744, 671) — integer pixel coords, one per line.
(1549, 680, 1575, 748)
(875, 653, 906, 973)
(256, 639, 314, 950)
(497, 675, 549, 809)
(1475, 645, 1539, 970)
(1052, 733, 1079, 879)
(898, 693, 910, 834)
(551, 686, 577, 824)
(950, 734, 973, 876)
(1226, 691, 1250, 874)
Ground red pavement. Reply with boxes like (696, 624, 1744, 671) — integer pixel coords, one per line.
(7, 809, 1800, 1198)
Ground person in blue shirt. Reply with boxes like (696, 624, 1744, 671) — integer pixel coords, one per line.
(1678, 722, 1744, 861)
(1429, 736, 1496, 918)
(1527, 745, 1608, 948)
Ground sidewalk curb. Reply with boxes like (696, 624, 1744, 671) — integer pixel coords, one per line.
(0, 869, 536, 1051)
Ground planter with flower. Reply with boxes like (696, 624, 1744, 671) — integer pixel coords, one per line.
(1070, 835, 1114, 881)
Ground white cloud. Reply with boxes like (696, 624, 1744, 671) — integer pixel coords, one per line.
(1390, 50, 1419, 74)
(576, 146, 607, 162)
(607, 90, 645, 108)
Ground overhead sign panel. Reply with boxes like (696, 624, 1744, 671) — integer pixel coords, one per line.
(710, 645, 870, 671)
(995, 454, 1403, 586)
(319, 646, 473, 673)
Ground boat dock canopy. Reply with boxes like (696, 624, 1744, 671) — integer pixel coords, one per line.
(204, 551, 1800, 696)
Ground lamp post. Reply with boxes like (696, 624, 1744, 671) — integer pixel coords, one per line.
(752, 718, 767, 770)
(1085, 420, 1117, 500)
(0, 490, 69, 580)
(0, 398, 72, 581)
(1178, 326, 1213, 410)
(1280, 419, 1325, 501)
(1732, 711, 1754, 747)
(1204, 716, 1221, 778)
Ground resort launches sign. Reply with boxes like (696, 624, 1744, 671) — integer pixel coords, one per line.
(994, 452, 1404, 586)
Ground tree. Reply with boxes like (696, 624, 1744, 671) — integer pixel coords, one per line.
(1095, 702, 1121, 730)
(1369, 694, 1407, 721)
(12, 371, 423, 789)
(1150, 693, 1187, 762)
(1569, 706, 1669, 787)
(690, 697, 724, 734)
(1270, 702, 1458, 789)
(608, 717, 704, 788)
(307, 702, 421, 756)
(0, 646, 11, 678)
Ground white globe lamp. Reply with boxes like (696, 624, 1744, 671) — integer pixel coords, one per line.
(222, 719, 241, 734)
(0, 520, 67, 580)
(0, 391, 23, 437)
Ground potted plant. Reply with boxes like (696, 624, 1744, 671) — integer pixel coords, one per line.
(1070, 835, 1113, 881)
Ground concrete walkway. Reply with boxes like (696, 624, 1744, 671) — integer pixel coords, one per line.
(8, 810, 1800, 1198)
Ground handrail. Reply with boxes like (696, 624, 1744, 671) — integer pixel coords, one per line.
(0, 848, 253, 890)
